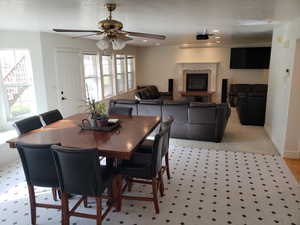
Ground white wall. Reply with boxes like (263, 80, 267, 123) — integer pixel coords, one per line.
(265, 17, 300, 157)
(0, 31, 138, 165)
(40, 32, 138, 111)
(136, 46, 269, 102)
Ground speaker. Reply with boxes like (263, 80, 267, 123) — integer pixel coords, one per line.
(168, 79, 174, 95)
(221, 79, 228, 103)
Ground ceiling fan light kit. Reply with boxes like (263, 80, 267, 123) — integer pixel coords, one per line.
(53, 3, 166, 51)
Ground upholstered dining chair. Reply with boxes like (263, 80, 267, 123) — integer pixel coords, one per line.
(118, 125, 169, 214)
(51, 146, 120, 225)
(13, 116, 43, 135)
(108, 106, 133, 116)
(40, 109, 63, 125)
(137, 116, 174, 180)
(16, 142, 61, 225)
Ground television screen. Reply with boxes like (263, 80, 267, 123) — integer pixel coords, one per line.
(230, 47, 271, 69)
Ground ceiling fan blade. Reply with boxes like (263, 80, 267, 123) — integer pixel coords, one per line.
(117, 34, 133, 41)
(53, 28, 101, 33)
(124, 31, 166, 40)
(72, 33, 101, 39)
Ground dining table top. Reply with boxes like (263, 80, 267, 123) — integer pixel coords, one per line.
(7, 113, 161, 160)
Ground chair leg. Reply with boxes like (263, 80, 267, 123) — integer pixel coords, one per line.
(96, 197, 102, 225)
(52, 187, 58, 201)
(127, 178, 133, 192)
(158, 172, 165, 197)
(165, 153, 171, 180)
(151, 178, 159, 214)
(61, 192, 70, 225)
(27, 185, 36, 225)
(84, 197, 88, 208)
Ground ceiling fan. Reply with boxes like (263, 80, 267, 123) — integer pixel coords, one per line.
(53, 3, 166, 51)
(196, 29, 215, 40)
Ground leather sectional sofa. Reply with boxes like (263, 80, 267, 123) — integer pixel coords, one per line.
(110, 99, 231, 142)
(236, 95, 267, 126)
(135, 85, 172, 100)
(229, 84, 268, 107)
(229, 84, 268, 126)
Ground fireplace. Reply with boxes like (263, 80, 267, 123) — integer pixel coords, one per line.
(186, 73, 208, 91)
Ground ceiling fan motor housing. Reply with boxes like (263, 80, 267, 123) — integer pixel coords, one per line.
(98, 19, 123, 33)
(196, 34, 209, 40)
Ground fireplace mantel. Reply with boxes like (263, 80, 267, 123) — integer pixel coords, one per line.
(176, 62, 220, 95)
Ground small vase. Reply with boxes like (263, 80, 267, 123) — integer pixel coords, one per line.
(95, 119, 108, 127)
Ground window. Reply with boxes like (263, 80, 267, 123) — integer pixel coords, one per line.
(126, 55, 135, 90)
(82, 53, 135, 101)
(101, 55, 114, 98)
(115, 55, 126, 94)
(83, 54, 101, 101)
(0, 49, 35, 121)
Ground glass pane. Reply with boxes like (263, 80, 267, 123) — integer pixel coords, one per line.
(127, 57, 134, 73)
(116, 74, 125, 93)
(103, 75, 113, 97)
(85, 78, 99, 101)
(0, 49, 35, 120)
(102, 55, 112, 75)
(83, 55, 97, 77)
(116, 55, 125, 74)
(127, 72, 133, 89)
(6, 86, 33, 118)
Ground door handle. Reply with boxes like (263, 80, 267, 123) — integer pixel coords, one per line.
(61, 96, 67, 100)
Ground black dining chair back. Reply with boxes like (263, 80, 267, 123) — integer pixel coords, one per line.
(40, 109, 63, 125)
(51, 146, 107, 196)
(13, 116, 43, 135)
(51, 145, 117, 225)
(16, 142, 61, 225)
(108, 106, 132, 116)
(151, 126, 169, 177)
(16, 142, 60, 187)
(160, 116, 174, 157)
(119, 126, 169, 214)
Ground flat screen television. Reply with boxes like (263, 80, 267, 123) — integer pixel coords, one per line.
(230, 47, 271, 69)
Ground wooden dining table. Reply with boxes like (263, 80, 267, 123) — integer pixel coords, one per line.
(7, 113, 161, 160)
(7, 113, 161, 213)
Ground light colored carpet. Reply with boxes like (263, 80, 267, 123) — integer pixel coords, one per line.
(171, 108, 278, 156)
(0, 145, 299, 225)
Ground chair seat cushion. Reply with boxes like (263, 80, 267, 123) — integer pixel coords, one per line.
(136, 139, 154, 154)
(119, 153, 153, 179)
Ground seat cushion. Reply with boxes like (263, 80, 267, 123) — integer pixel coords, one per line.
(119, 153, 153, 179)
(136, 139, 154, 154)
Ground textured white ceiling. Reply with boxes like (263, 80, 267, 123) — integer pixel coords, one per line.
(0, 0, 300, 46)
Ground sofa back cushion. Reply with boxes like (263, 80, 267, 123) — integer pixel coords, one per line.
(188, 103, 217, 124)
(138, 100, 162, 117)
(112, 99, 139, 115)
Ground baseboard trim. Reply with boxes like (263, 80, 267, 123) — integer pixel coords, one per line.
(283, 151, 300, 159)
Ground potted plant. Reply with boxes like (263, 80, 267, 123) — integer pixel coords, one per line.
(87, 98, 108, 127)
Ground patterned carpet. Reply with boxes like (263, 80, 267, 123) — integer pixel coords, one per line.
(0, 144, 299, 225)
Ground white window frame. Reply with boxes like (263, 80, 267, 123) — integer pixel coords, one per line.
(100, 54, 115, 99)
(0, 48, 36, 123)
(81, 53, 136, 101)
(82, 53, 102, 101)
(115, 54, 127, 95)
(126, 55, 136, 91)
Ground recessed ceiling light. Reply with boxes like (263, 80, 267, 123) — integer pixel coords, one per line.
(212, 29, 220, 33)
(215, 36, 221, 39)
(216, 40, 221, 44)
(143, 39, 148, 42)
(155, 43, 160, 46)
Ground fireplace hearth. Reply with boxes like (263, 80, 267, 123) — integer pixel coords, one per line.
(186, 73, 208, 91)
